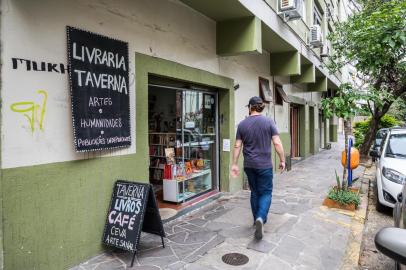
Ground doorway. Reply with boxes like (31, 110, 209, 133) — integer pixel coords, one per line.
(148, 80, 219, 209)
(290, 104, 300, 158)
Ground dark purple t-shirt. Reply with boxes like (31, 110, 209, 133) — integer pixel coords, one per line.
(236, 115, 279, 169)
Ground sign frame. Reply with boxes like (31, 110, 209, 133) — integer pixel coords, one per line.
(102, 180, 166, 267)
(67, 26, 131, 152)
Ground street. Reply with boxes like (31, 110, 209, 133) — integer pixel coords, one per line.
(359, 167, 394, 270)
(72, 138, 366, 270)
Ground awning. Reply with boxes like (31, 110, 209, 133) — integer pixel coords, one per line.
(276, 84, 290, 103)
(259, 77, 272, 103)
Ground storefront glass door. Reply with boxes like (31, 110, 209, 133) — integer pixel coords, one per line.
(148, 83, 218, 204)
(175, 90, 217, 202)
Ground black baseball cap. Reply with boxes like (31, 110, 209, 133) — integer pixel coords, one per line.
(247, 96, 263, 107)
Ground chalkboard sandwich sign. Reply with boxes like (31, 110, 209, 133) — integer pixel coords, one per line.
(103, 181, 165, 267)
(67, 26, 131, 152)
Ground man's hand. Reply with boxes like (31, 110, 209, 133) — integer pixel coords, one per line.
(279, 161, 286, 172)
(231, 164, 240, 178)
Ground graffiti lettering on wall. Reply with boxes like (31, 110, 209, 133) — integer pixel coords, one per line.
(10, 90, 48, 132)
(12, 58, 67, 74)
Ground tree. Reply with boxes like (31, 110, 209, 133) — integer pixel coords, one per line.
(322, 83, 360, 189)
(388, 95, 406, 122)
(327, 0, 406, 156)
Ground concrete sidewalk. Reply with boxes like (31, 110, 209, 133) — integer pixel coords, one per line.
(72, 138, 365, 270)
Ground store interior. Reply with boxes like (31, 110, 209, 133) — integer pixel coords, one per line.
(148, 81, 218, 210)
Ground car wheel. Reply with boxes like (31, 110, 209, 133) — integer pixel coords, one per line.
(375, 182, 386, 213)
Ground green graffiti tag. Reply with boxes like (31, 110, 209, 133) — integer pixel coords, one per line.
(10, 90, 48, 132)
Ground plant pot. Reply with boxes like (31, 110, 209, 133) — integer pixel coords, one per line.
(322, 197, 356, 211)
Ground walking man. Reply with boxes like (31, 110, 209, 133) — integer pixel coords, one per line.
(231, 96, 285, 240)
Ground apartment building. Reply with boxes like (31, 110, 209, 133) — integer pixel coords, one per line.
(0, 0, 350, 269)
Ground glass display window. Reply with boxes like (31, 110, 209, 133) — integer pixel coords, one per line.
(148, 83, 218, 204)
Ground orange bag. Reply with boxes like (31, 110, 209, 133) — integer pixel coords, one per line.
(341, 147, 360, 169)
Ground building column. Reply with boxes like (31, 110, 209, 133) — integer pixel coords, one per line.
(299, 104, 310, 158)
(309, 106, 318, 154)
(324, 118, 330, 146)
(329, 116, 338, 142)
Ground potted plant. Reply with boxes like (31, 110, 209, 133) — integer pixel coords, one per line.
(323, 170, 361, 211)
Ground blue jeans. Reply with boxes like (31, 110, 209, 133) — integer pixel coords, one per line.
(244, 167, 273, 224)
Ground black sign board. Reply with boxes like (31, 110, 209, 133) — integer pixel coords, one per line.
(102, 181, 165, 266)
(67, 26, 131, 152)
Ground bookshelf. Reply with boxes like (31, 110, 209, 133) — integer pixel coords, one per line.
(149, 133, 176, 183)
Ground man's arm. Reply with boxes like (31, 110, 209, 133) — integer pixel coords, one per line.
(231, 139, 242, 177)
(272, 135, 286, 171)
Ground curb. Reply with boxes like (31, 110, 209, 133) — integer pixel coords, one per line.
(340, 166, 373, 270)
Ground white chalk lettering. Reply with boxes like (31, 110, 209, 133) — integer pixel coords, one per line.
(74, 69, 128, 94)
(111, 226, 126, 238)
(114, 198, 142, 214)
(80, 118, 122, 129)
(72, 43, 127, 71)
(116, 184, 145, 199)
(88, 97, 112, 107)
(74, 69, 86, 86)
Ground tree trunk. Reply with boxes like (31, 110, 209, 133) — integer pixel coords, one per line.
(359, 116, 380, 157)
(359, 81, 405, 157)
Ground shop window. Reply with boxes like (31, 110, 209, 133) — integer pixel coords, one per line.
(148, 81, 218, 205)
(259, 77, 272, 103)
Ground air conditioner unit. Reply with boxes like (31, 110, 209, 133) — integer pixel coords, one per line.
(278, 0, 303, 21)
(320, 43, 330, 58)
(309, 25, 323, 47)
(280, 0, 295, 11)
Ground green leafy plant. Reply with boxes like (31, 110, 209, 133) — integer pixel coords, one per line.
(353, 115, 400, 147)
(335, 170, 341, 191)
(322, 84, 361, 188)
(327, 0, 406, 157)
(328, 189, 361, 208)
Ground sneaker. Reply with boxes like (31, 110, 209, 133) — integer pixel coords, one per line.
(255, 218, 263, 240)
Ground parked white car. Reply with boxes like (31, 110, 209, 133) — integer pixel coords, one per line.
(370, 128, 406, 211)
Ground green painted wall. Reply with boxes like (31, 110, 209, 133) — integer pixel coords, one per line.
(308, 76, 328, 92)
(291, 64, 315, 84)
(2, 156, 138, 270)
(330, 124, 338, 142)
(217, 16, 262, 56)
(270, 51, 301, 76)
(324, 118, 330, 146)
(299, 105, 310, 158)
(309, 106, 315, 154)
(272, 132, 291, 171)
(1, 53, 234, 270)
(314, 129, 320, 153)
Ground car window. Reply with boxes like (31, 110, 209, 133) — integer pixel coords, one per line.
(376, 131, 385, 139)
(385, 133, 406, 158)
(380, 133, 388, 149)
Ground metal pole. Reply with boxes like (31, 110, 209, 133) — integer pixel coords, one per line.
(348, 138, 353, 187)
(130, 251, 137, 267)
